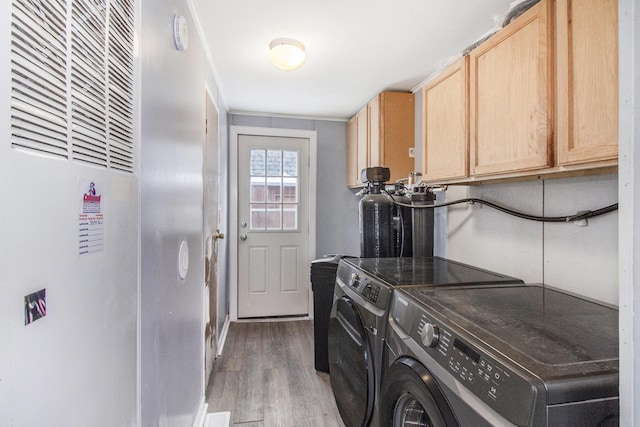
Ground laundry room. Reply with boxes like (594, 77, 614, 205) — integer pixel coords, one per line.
(0, 0, 637, 426)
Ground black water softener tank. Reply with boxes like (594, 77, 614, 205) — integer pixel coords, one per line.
(390, 183, 413, 257)
(411, 185, 436, 257)
(359, 167, 394, 258)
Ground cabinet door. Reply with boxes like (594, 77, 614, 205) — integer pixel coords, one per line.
(469, 0, 553, 176)
(346, 116, 359, 187)
(355, 106, 368, 184)
(423, 57, 469, 182)
(368, 95, 381, 167)
(380, 92, 415, 184)
(556, 0, 618, 165)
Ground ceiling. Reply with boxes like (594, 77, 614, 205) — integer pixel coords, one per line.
(191, 0, 517, 120)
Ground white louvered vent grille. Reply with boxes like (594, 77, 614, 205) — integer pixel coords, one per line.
(10, 0, 135, 173)
(10, 0, 68, 159)
(71, 0, 108, 167)
(108, 0, 135, 173)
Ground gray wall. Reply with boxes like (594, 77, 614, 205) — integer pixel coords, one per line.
(140, 0, 227, 425)
(229, 115, 360, 258)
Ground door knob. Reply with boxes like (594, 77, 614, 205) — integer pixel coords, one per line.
(214, 229, 225, 240)
(240, 234, 247, 241)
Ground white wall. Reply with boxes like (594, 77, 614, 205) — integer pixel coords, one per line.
(0, 2, 138, 426)
(438, 175, 618, 305)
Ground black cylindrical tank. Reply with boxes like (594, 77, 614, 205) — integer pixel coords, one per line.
(391, 185, 413, 257)
(359, 187, 395, 258)
(411, 187, 436, 257)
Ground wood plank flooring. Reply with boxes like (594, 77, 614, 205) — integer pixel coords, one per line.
(206, 320, 345, 427)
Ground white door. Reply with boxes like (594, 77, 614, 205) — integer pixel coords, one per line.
(237, 135, 310, 318)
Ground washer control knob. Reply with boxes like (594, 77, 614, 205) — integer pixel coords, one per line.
(420, 323, 440, 348)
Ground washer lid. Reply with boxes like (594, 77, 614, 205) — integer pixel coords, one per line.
(343, 256, 523, 287)
(400, 284, 619, 402)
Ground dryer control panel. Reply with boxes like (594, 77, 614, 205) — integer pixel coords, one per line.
(336, 260, 391, 311)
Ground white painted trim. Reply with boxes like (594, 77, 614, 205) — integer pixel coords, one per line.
(228, 109, 348, 123)
(134, 0, 142, 424)
(229, 126, 318, 321)
(618, 0, 638, 424)
(186, 0, 228, 110)
(192, 400, 209, 427)
(216, 314, 231, 357)
(205, 412, 231, 427)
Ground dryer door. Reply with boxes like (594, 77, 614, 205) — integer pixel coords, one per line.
(380, 357, 459, 427)
(328, 295, 375, 427)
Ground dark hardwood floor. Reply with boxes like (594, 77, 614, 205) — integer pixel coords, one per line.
(206, 320, 345, 427)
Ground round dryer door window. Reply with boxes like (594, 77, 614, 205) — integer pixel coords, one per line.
(380, 358, 459, 427)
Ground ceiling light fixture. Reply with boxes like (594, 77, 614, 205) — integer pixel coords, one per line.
(269, 38, 306, 71)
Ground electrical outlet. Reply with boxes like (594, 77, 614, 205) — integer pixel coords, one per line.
(24, 289, 46, 325)
(409, 147, 415, 158)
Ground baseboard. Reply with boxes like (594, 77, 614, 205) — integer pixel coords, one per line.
(205, 412, 230, 427)
(235, 315, 310, 323)
(192, 400, 208, 427)
(216, 314, 230, 357)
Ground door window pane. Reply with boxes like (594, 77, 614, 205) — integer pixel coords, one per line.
(266, 204, 282, 230)
(283, 177, 298, 203)
(250, 204, 266, 230)
(250, 177, 266, 203)
(283, 150, 298, 176)
(250, 149, 266, 176)
(283, 204, 298, 230)
(267, 150, 282, 176)
(248, 148, 299, 231)
(266, 177, 282, 203)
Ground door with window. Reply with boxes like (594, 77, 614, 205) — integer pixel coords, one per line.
(237, 135, 310, 318)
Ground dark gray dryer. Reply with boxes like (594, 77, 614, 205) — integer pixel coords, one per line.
(382, 284, 619, 427)
(327, 257, 523, 427)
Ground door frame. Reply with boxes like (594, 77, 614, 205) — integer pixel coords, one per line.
(229, 126, 317, 321)
(203, 85, 220, 388)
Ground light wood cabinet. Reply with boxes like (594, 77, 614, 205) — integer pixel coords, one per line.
(555, 0, 618, 165)
(346, 92, 415, 188)
(419, 0, 618, 185)
(345, 115, 358, 187)
(356, 106, 368, 179)
(469, 0, 553, 177)
(422, 57, 469, 182)
(345, 107, 369, 187)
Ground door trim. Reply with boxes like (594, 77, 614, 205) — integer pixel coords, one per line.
(229, 126, 317, 321)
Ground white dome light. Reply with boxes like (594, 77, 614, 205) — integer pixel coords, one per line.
(269, 38, 306, 71)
